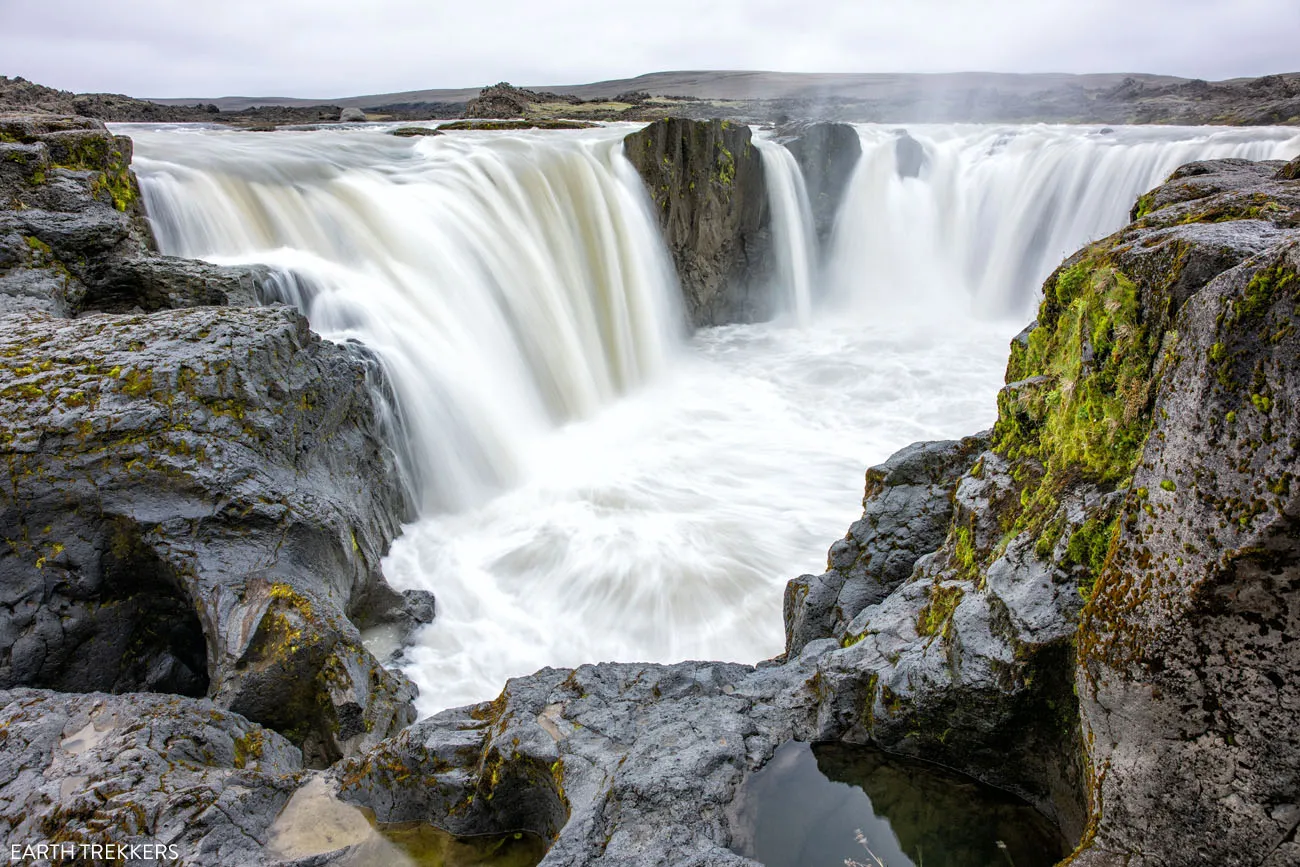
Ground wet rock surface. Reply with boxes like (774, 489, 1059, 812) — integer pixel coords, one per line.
(0, 688, 302, 864)
(624, 118, 773, 327)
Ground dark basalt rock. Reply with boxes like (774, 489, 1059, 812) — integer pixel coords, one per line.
(784, 433, 988, 655)
(464, 82, 582, 120)
(893, 130, 927, 179)
(0, 113, 269, 316)
(775, 121, 861, 248)
(624, 118, 773, 327)
(0, 688, 302, 862)
(0, 306, 417, 767)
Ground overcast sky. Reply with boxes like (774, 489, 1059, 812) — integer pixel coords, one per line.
(2, 0, 1296, 99)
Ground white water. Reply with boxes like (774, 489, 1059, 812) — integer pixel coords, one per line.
(134, 125, 680, 513)
(755, 136, 818, 323)
(831, 124, 1300, 318)
(125, 121, 1300, 715)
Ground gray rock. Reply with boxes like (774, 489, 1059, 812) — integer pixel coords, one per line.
(623, 119, 773, 327)
(893, 130, 927, 179)
(783, 433, 988, 655)
(0, 306, 416, 767)
(0, 688, 301, 865)
(0, 113, 269, 316)
(775, 122, 861, 248)
(1074, 240, 1300, 865)
(337, 108, 366, 123)
(329, 659, 821, 867)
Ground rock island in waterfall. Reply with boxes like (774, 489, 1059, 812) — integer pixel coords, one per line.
(1, 4, 1298, 866)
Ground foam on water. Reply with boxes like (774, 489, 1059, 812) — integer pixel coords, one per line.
(127, 121, 1300, 714)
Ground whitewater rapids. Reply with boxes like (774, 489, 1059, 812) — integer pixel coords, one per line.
(126, 121, 1300, 714)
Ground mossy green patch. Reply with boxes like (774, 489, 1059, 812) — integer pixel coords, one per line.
(916, 583, 965, 641)
(993, 256, 1157, 547)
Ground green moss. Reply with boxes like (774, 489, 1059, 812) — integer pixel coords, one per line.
(1062, 515, 1119, 601)
(916, 583, 965, 641)
(1132, 192, 1157, 220)
(119, 368, 153, 398)
(716, 143, 735, 187)
(992, 256, 1156, 546)
(23, 236, 51, 255)
(1235, 260, 1295, 324)
(1159, 479, 1177, 492)
(232, 728, 265, 769)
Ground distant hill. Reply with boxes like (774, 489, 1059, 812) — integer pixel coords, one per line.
(6, 70, 1300, 127)
(149, 70, 1196, 111)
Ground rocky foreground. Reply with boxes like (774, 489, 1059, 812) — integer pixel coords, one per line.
(0, 108, 1298, 866)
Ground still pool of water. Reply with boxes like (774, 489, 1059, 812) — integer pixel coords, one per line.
(728, 741, 1067, 867)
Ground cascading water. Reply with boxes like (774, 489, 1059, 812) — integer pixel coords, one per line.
(134, 126, 681, 513)
(754, 137, 818, 323)
(829, 124, 1300, 318)
(126, 121, 1300, 715)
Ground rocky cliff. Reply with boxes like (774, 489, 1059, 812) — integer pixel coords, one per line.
(775, 122, 861, 249)
(624, 118, 774, 327)
(0, 114, 431, 776)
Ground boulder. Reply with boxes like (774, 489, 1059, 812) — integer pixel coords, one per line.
(0, 306, 418, 767)
(337, 108, 366, 123)
(623, 118, 773, 327)
(783, 434, 987, 655)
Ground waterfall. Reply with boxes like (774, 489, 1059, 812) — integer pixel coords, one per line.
(132, 127, 683, 513)
(827, 124, 1300, 318)
(124, 120, 1300, 714)
(754, 136, 818, 323)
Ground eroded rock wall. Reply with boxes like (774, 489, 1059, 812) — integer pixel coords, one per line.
(623, 118, 773, 327)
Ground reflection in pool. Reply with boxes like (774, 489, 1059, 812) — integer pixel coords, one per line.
(728, 741, 1067, 867)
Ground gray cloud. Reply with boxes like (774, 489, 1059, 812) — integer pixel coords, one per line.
(1, 0, 1296, 98)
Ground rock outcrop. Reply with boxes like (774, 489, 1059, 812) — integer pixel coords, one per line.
(1, 113, 266, 316)
(0, 689, 302, 862)
(775, 122, 861, 248)
(1070, 162, 1300, 866)
(465, 82, 581, 119)
(783, 434, 988, 655)
(0, 306, 421, 767)
(0, 113, 430, 772)
(624, 118, 772, 327)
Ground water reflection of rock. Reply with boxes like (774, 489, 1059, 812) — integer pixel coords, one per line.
(729, 741, 1065, 867)
(814, 743, 1067, 867)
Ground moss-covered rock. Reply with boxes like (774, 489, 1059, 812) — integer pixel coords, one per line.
(623, 118, 773, 327)
(0, 113, 266, 316)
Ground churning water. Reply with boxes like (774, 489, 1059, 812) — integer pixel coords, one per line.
(127, 121, 1300, 714)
